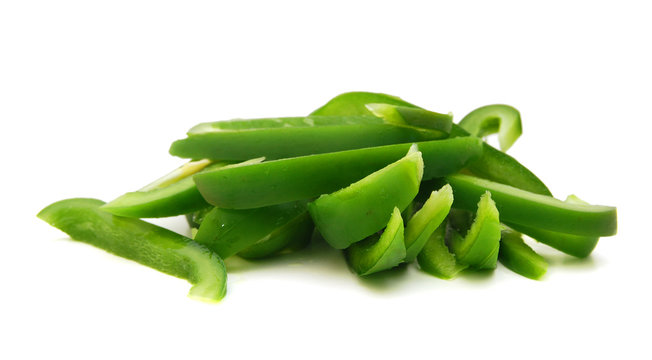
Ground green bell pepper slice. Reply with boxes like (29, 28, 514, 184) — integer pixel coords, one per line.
(37, 198, 227, 302)
(365, 103, 452, 134)
(417, 222, 467, 279)
(102, 160, 228, 218)
(458, 104, 522, 152)
(308, 145, 423, 249)
(498, 229, 548, 280)
(404, 184, 454, 262)
(194, 201, 310, 259)
(447, 174, 617, 237)
(311, 91, 551, 195)
(346, 207, 406, 276)
(194, 137, 481, 210)
(236, 211, 313, 259)
(450, 191, 502, 269)
(170, 115, 446, 161)
(505, 195, 600, 258)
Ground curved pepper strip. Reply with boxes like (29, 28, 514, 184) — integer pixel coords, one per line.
(458, 104, 522, 152)
(170, 115, 446, 161)
(346, 207, 406, 276)
(498, 229, 548, 280)
(449, 191, 502, 269)
(37, 198, 227, 302)
(310, 91, 551, 196)
(417, 222, 467, 279)
(194, 201, 310, 259)
(194, 137, 481, 210)
(447, 174, 618, 237)
(308, 145, 423, 249)
(505, 195, 600, 258)
(365, 103, 452, 134)
(102, 160, 229, 218)
(404, 184, 454, 262)
(236, 212, 313, 259)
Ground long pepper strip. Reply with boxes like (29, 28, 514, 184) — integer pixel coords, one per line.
(38, 198, 227, 302)
(194, 137, 481, 209)
(194, 201, 309, 259)
(498, 229, 548, 280)
(417, 223, 467, 279)
(505, 195, 600, 258)
(102, 160, 228, 218)
(170, 115, 446, 161)
(404, 184, 454, 262)
(346, 207, 406, 276)
(365, 103, 452, 134)
(308, 145, 423, 249)
(311, 91, 551, 195)
(449, 191, 502, 269)
(447, 174, 617, 237)
(458, 104, 522, 152)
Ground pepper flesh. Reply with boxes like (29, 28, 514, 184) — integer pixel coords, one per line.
(404, 184, 454, 262)
(170, 115, 446, 161)
(102, 160, 228, 218)
(37, 198, 227, 302)
(365, 103, 452, 134)
(194, 201, 310, 259)
(449, 191, 502, 269)
(236, 211, 313, 259)
(311, 91, 551, 195)
(446, 174, 617, 237)
(417, 223, 467, 279)
(458, 104, 522, 152)
(346, 207, 406, 276)
(498, 229, 548, 280)
(308, 145, 423, 249)
(194, 137, 481, 210)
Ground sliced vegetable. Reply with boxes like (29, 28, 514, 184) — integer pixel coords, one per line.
(308, 145, 423, 249)
(311, 91, 551, 195)
(458, 104, 522, 152)
(447, 174, 617, 237)
(346, 207, 406, 276)
(417, 223, 467, 279)
(449, 191, 501, 269)
(498, 229, 548, 280)
(37, 198, 227, 302)
(365, 103, 452, 134)
(194, 201, 309, 259)
(404, 184, 454, 262)
(237, 211, 313, 259)
(102, 160, 228, 218)
(194, 137, 481, 209)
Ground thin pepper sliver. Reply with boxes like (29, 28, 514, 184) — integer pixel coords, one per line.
(308, 145, 423, 249)
(458, 104, 522, 152)
(38, 198, 227, 302)
(498, 229, 548, 280)
(194, 137, 482, 210)
(417, 222, 467, 279)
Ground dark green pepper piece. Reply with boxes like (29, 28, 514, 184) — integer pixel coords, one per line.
(236, 211, 313, 260)
(498, 229, 548, 280)
(38, 198, 227, 302)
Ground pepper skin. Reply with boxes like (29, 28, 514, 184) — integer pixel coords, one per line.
(194, 137, 481, 210)
(170, 115, 446, 161)
(498, 229, 548, 280)
(458, 104, 522, 152)
(446, 174, 617, 237)
(308, 145, 423, 249)
(38, 198, 227, 302)
(417, 223, 467, 279)
(365, 103, 452, 134)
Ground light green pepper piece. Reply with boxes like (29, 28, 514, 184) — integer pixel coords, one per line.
(365, 103, 452, 134)
(458, 104, 522, 152)
(38, 198, 227, 302)
(498, 229, 548, 280)
(170, 115, 446, 161)
(236, 211, 313, 259)
(346, 207, 406, 276)
(194, 138, 481, 210)
(417, 222, 467, 279)
(447, 174, 617, 237)
(102, 160, 228, 218)
(308, 145, 424, 249)
(449, 191, 501, 269)
(404, 184, 454, 262)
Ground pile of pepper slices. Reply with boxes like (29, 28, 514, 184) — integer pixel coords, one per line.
(38, 92, 618, 302)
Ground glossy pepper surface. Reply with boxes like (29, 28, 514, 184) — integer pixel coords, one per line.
(38, 198, 227, 302)
(308, 145, 423, 249)
(458, 104, 522, 152)
(194, 137, 481, 209)
(498, 229, 548, 280)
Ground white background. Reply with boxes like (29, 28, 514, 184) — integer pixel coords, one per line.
(1, 1, 650, 359)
